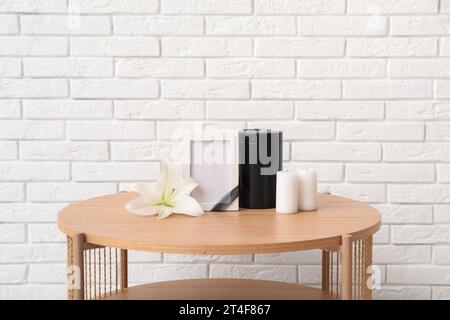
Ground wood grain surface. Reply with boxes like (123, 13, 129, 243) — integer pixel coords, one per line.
(100, 278, 336, 300)
(58, 192, 381, 254)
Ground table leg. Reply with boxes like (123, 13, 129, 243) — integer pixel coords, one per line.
(321, 236, 373, 300)
(67, 240, 129, 300)
(67, 234, 85, 300)
(120, 249, 128, 289)
(321, 250, 330, 291)
(341, 234, 352, 300)
(363, 236, 373, 300)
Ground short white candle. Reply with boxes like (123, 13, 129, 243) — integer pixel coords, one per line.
(276, 170, 299, 214)
(298, 169, 317, 211)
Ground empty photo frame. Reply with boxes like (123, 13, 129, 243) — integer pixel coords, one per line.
(182, 133, 239, 211)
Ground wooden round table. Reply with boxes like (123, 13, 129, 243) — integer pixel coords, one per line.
(58, 192, 380, 300)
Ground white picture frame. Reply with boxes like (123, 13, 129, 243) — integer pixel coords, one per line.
(181, 132, 239, 211)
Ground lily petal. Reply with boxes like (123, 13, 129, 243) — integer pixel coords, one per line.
(125, 159, 203, 219)
(130, 182, 158, 197)
(125, 195, 159, 216)
(154, 159, 170, 198)
(165, 159, 181, 191)
(172, 195, 204, 216)
(176, 177, 198, 196)
(157, 206, 173, 219)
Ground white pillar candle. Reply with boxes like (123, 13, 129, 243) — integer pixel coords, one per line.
(276, 170, 299, 214)
(298, 169, 317, 211)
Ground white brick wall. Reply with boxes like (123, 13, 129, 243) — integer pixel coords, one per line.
(0, 0, 449, 300)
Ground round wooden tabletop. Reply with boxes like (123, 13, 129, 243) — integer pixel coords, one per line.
(58, 192, 380, 254)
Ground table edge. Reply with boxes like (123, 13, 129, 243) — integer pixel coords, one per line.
(57, 219, 381, 255)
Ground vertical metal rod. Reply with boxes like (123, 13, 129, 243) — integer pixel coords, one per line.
(359, 240, 363, 299)
(93, 248, 97, 299)
(72, 234, 85, 300)
(357, 240, 362, 299)
(109, 247, 112, 295)
(332, 252, 335, 294)
(84, 251, 87, 299)
(98, 249, 101, 299)
(363, 237, 368, 300)
(89, 249, 93, 299)
(66, 236, 70, 300)
(322, 250, 330, 291)
(355, 240, 359, 299)
(360, 240, 363, 299)
(341, 234, 352, 300)
(336, 251, 340, 296)
(115, 248, 118, 294)
(336, 251, 340, 298)
(103, 248, 107, 298)
(330, 252, 334, 295)
(353, 241, 356, 298)
(360, 239, 366, 300)
(365, 236, 373, 300)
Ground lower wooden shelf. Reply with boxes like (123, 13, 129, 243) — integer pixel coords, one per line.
(100, 278, 336, 300)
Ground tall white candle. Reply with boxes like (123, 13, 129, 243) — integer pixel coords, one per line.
(298, 169, 317, 211)
(276, 170, 299, 214)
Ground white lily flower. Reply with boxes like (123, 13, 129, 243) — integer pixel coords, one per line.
(125, 160, 204, 219)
